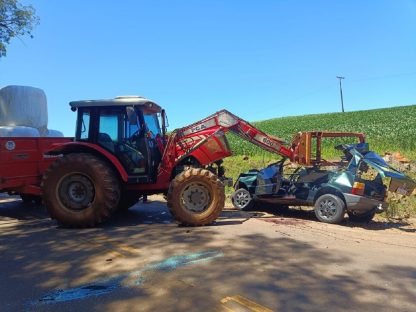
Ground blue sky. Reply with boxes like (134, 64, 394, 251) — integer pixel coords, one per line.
(1, 0, 415, 136)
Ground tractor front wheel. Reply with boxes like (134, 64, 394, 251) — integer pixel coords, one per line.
(167, 168, 224, 225)
(41, 153, 120, 227)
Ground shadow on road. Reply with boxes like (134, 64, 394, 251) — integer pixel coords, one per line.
(0, 196, 415, 311)
(239, 204, 415, 232)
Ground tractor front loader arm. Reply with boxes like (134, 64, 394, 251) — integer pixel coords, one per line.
(160, 110, 294, 175)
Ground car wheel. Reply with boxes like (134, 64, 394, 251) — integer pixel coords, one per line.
(232, 188, 255, 211)
(314, 194, 345, 224)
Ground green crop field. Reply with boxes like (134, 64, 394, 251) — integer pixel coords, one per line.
(227, 104, 416, 160)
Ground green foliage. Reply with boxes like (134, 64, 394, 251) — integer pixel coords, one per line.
(227, 105, 416, 160)
(383, 195, 416, 220)
(0, 0, 39, 57)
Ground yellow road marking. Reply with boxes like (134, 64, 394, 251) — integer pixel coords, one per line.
(219, 304, 235, 312)
(220, 295, 274, 312)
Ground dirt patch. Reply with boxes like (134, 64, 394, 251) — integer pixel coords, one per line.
(258, 217, 306, 226)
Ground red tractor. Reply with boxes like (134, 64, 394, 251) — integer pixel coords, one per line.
(1, 96, 296, 227)
(0, 95, 362, 227)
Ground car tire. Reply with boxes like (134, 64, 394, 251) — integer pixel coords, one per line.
(232, 188, 255, 211)
(347, 210, 376, 223)
(314, 193, 345, 224)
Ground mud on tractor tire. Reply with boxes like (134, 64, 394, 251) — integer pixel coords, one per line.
(167, 168, 225, 226)
(41, 153, 120, 227)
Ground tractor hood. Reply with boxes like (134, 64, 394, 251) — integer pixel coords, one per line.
(346, 144, 416, 196)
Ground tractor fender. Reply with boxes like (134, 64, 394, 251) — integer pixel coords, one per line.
(172, 156, 201, 179)
(45, 142, 129, 182)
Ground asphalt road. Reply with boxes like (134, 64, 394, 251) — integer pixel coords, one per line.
(1, 195, 416, 312)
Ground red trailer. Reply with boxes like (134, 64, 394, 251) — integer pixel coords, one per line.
(0, 137, 71, 202)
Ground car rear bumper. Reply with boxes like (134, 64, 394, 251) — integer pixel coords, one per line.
(343, 193, 388, 214)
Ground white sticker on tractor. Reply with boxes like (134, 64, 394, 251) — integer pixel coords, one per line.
(5, 140, 16, 151)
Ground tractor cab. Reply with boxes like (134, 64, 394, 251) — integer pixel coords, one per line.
(70, 96, 166, 183)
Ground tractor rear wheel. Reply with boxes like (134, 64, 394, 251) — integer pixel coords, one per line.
(167, 168, 224, 226)
(41, 153, 120, 227)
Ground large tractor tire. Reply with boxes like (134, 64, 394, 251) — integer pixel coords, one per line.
(167, 168, 225, 226)
(41, 153, 120, 227)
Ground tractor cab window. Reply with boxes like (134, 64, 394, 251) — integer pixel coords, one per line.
(125, 107, 143, 139)
(79, 110, 91, 140)
(100, 115, 119, 141)
(98, 110, 123, 153)
(141, 110, 163, 180)
(118, 107, 146, 175)
(143, 112, 162, 138)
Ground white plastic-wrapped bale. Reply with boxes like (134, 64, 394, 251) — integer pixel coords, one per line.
(0, 126, 40, 137)
(45, 129, 64, 137)
(0, 85, 48, 129)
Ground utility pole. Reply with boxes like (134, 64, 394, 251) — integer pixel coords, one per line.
(336, 76, 345, 112)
